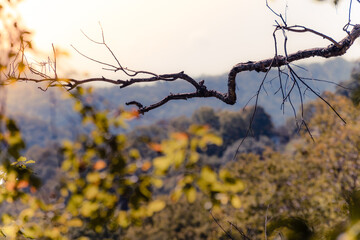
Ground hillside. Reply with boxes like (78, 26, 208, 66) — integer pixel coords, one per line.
(4, 58, 354, 147)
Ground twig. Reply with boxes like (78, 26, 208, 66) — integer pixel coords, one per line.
(228, 221, 251, 240)
(210, 211, 234, 240)
(279, 25, 341, 48)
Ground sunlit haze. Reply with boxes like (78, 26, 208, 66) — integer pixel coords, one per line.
(18, 0, 360, 79)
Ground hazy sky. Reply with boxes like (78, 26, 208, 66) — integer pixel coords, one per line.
(18, 0, 360, 79)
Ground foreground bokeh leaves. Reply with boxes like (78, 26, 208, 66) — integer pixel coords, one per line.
(0, 87, 244, 239)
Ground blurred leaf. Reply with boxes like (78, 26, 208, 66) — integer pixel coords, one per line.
(231, 195, 242, 208)
(17, 180, 29, 189)
(147, 200, 166, 216)
(93, 160, 107, 170)
(200, 166, 217, 184)
(189, 125, 209, 136)
(172, 132, 188, 141)
(129, 149, 140, 159)
(141, 161, 152, 172)
(171, 188, 183, 202)
(117, 211, 129, 228)
(84, 185, 99, 200)
(153, 156, 171, 174)
(149, 143, 162, 152)
(185, 187, 197, 203)
(67, 218, 83, 227)
(1, 225, 19, 239)
(121, 109, 140, 120)
(17, 156, 26, 162)
(17, 61, 26, 73)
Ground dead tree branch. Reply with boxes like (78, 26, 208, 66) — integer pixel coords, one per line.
(3, 21, 360, 115)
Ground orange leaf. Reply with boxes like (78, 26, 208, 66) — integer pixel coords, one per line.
(123, 109, 140, 120)
(5, 181, 16, 191)
(149, 143, 162, 152)
(173, 132, 188, 141)
(17, 180, 29, 189)
(141, 161, 152, 172)
(30, 186, 37, 193)
(93, 160, 107, 170)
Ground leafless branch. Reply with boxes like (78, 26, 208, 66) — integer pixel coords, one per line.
(210, 211, 234, 240)
(280, 25, 341, 47)
(228, 221, 252, 240)
(3, 17, 360, 120)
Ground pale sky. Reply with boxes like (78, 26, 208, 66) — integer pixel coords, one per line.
(18, 0, 360, 79)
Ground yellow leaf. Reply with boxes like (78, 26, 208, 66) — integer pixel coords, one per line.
(171, 188, 183, 202)
(189, 124, 209, 136)
(231, 195, 242, 208)
(60, 188, 68, 197)
(80, 201, 99, 217)
(117, 211, 129, 228)
(18, 61, 26, 73)
(22, 223, 40, 239)
(189, 152, 200, 164)
(86, 172, 100, 184)
(147, 200, 166, 216)
(44, 228, 61, 238)
(2, 214, 12, 224)
(78, 237, 90, 240)
(17, 156, 27, 162)
(67, 218, 83, 227)
(153, 156, 171, 174)
(200, 167, 217, 184)
(73, 101, 83, 112)
(185, 187, 197, 203)
(227, 180, 245, 193)
(129, 149, 140, 159)
(2, 225, 19, 238)
(151, 178, 163, 188)
(201, 133, 223, 146)
(84, 185, 99, 200)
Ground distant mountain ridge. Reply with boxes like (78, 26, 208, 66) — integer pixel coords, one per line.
(96, 57, 354, 125)
(4, 58, 355, 147)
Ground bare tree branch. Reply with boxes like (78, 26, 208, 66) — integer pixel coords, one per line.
(3, 22, 360, 116)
